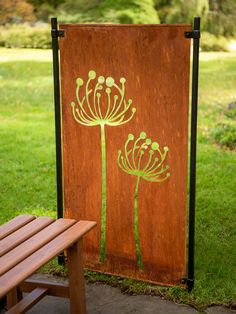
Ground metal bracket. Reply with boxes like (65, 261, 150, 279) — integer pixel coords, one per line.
(185, 30, 200, 39)
(51, 29, 65, 38)
(181, 277, 194, 292)
(58, 252, 66, 264)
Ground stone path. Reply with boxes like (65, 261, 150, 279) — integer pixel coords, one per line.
(27, 283, 233, 314)
(1, 274, 234, 313)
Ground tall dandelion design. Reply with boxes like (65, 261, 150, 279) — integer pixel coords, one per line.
(117, 132, 170, 269)
(71, 70, 136, 262)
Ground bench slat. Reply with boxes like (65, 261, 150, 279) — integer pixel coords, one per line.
(6, 287, 48, 314)
(0, 215, 35, 240)
(0, 217, 54, 257)
(0, 220, 96, 298)
(0, 218, 76, 276)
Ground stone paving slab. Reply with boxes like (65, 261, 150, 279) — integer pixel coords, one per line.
(207, 307, 235, 314)
(27, 283, 198, 314)
(1, 274, 234, 313)
(27, 282, 234, 314)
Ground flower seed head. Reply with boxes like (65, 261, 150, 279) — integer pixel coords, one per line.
(76, 78, 83, 86)
(128, 133, 134, 140)
(106, 77, 114, 87)
(98, 76, 105, 84)
(151, 142, 159, 150)
(71, 70, 136, 128)
(88, 70, 96, 79)
(140, 132, 147, 139)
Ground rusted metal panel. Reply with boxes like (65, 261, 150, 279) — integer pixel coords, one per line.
(59, 24, 191, 286)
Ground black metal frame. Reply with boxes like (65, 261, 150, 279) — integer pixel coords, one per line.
(183, 17, 201, 292)
(51, 16, 200, 291)
(51, 17, 64, 220)
(51, 17, 64, 264)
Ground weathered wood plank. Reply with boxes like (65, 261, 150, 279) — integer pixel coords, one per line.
(0, 217, 54, 257)
(0, 219, 76, 276)
(0, 220, 96, 298)
(0, 215, 35, 240)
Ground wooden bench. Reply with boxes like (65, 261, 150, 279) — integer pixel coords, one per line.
(0, 215, 96, 314)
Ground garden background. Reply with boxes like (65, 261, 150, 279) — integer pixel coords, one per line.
(0, 0, 235, 311)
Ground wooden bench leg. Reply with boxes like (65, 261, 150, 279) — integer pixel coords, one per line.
(7, 287, 22, 310)
(67, 239, 86, 314)
(6, 287, 48, 314)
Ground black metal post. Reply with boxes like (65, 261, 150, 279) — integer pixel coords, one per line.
(51, 17, 64, 265)
(188, 17, 201, 292)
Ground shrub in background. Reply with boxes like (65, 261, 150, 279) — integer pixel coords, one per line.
(200, 32, 231, 52)
(211, 103, 236, 150)
(0, 0, 35, 25)
(207, 0, 236, 37)
(211, 123, 236, 150)
(155, 0, 209, 28)
(98, 0, 160, 24)
(58, 0, 159, 24)
(0, 25, 51, 49)
(225, 102, 236, 120)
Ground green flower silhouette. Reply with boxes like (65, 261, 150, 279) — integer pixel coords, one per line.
(117, 132, 170, 269)
(71, 70, 136, 262)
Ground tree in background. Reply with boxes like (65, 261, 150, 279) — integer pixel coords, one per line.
(57, 0, 160, 24)
(0, 0, 35, 24)
(207, 0, 236, 36)
(27, 0, 65, 21)
(154, 0, 209, 28)
(28, 0, 64, 7)
(97, 0, 160, 24)
(155, 0, 236, 36)
(57, 0, 101, 23)
(0, 0, 235, 38)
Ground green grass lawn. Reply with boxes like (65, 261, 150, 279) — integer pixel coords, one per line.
(0, 48, 235, 309)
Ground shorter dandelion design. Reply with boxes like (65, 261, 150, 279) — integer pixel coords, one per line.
(71, 70, 136, 263)
(117, 131, 170, 269)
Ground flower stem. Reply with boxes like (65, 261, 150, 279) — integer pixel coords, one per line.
(134, 176, 143, 269)
(100, 123, 106, 262)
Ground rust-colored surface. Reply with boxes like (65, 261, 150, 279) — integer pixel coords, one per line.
(59, 24, 191, 286)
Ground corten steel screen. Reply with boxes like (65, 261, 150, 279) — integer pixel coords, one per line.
(59, 24, 191, 286)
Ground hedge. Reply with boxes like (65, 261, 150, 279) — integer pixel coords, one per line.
(0, 25, 51, 49)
